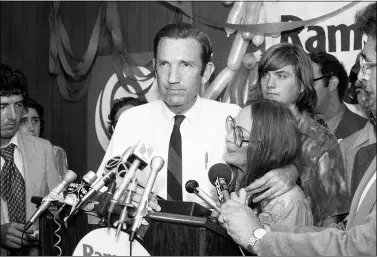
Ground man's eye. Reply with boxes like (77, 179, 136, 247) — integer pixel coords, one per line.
(15, 102, 24, 108)
(278, 74, 286, 79)
(33, 119, 40, 124)
(20, 119, 27, 125)
(158, 62, 169, 67)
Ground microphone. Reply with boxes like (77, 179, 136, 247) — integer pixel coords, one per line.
(108, 141, 155, 216)
(185, 180, 221, 214)
(54, 171, 97, 218)
(129, 156, 164, 242)
(208, 163, 233, 203)
(24, 170, 77, 230)
(93, 180, 117, 218)
(62, 153, 127, 224)
(65, 171, 98, 213)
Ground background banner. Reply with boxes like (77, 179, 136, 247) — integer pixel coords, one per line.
(264, 1, 370, 73)
(87, 55, 158, 172)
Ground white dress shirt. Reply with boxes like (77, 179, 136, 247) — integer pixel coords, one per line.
(96, 97, 241, 206)
(1, 133, 24, 224)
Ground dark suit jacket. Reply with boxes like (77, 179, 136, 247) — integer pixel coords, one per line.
(254, 157, 376, 256)
(335, 106, 367, 140)
(1, 133, 60, 255)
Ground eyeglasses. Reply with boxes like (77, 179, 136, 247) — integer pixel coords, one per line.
(225, 116, 250, 148)
(359, 56, 377, 81)
(313, 75, 332, 82)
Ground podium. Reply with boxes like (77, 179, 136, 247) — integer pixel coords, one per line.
(37, 200, 242, 256)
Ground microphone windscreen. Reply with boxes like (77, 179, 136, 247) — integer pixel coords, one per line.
(208, 163, 232, 186)
(185, 180, 199, 193)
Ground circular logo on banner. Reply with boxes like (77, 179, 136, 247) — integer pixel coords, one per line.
(94, 67, 160, 152)
(72, 228, 150, 256)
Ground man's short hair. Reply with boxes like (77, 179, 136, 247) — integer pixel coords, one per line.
(309, 52, 349, 100)
(153, 23, 212, 75)
(257, 43, 317, 113)
(355, 3, 376, 40)
(0, 63, 28, 100)
(24, 98, 45, 135)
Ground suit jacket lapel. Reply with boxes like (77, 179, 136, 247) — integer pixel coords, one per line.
(347, 157, 376, 228)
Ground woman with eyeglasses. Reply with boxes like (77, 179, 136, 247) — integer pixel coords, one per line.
(224, 99, 313, 226)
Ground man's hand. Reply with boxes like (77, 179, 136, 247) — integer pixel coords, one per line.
(245, 164, 299, 203)
(0, 223, 34, 250)
(132, 184, 161, 212)
(218, 190, 263, 248)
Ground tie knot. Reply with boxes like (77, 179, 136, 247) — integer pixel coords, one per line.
(174, 115, 185, 128)
(1, 143, 15, 162)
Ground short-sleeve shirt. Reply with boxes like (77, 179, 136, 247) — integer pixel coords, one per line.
(296, 113, 351, 226)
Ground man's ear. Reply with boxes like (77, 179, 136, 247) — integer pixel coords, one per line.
(201, 62, 215, 84)
(328, 76, 339, 92)
(152, 58, 156, 75)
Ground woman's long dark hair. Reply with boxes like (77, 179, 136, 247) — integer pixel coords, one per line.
(239, 99, 302, 208)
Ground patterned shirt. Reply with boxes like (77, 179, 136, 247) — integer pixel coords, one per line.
(296, 112, 350, 226)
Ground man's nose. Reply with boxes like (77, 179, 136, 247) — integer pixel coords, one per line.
(266, 76, 276, 88)
(168, 66, 181, 84)
(7, 106, 17, 121)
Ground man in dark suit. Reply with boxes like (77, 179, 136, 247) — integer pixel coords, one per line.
(0, 64, 60, 255)
(218, 3, 376, 255)
(310, 52, 367, 141)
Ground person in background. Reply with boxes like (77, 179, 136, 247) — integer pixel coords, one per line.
(226, 99, 313, 227)
(339, 4, 376, 199)
(346, 53, 376, 130)
(245, 43, 350, 227)
(18, 98, 68, 180)
(107, 97, 147, 136)
(309, 52, 367, 141)
(218, 3, 376, 255)
(0, 64, 60, 255)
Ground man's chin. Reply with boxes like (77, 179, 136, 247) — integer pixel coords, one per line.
(1, 129, 17, 139)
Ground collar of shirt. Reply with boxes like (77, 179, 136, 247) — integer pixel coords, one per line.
(297, 112, 320, 140)
(353, 121, 376, 149)
(160, 96, 202, 128)
(0, 132, 24, 178)
(1, 132, 21, 150)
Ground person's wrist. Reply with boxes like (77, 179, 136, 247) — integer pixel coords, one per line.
(246, 226, 268, 254)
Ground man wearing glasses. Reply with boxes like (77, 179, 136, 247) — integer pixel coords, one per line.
(309, 52, 367, 141)
(218, 3, 376, 255)
(339, 3, 377, 200)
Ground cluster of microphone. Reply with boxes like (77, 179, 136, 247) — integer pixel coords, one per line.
(24, 141, 163, 242)
(24, 140, 233, 241)
(185, 163, 233, 214)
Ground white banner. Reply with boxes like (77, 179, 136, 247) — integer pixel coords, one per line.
(264, 1, 370, 73)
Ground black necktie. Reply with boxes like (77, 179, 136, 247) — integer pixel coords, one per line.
(350, 143, 376, 198)
(167, 115, 185, 201)
(0, 143, 27, 256)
